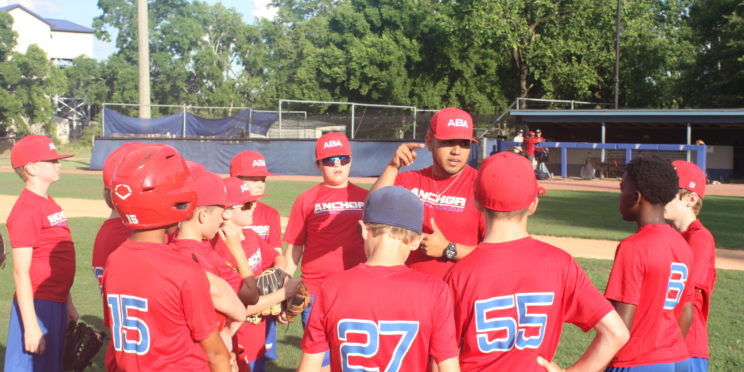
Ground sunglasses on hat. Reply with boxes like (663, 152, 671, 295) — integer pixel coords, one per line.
(320, 155, 351, 167)
(228, 201, 255, 211)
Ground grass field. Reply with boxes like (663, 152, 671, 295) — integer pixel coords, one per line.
(1, 169, 743, 370)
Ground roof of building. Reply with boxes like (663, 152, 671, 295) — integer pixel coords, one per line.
(510, 109, 744, 126)
(1, 3, 93, 34)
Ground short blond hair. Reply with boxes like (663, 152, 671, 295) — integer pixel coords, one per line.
(364, 222, 420, 245)
(679, 189, 703, 216)
(485, 207, 529, 221)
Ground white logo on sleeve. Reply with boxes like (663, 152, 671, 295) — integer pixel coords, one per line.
(447, 119, 469, 128)
(252, 159, 266, 167)
(47, 211, 68, 226)
(324, 140, 343, 149)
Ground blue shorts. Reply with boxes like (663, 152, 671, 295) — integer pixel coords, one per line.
(606, 359, 690, 372)
(302, 295, 330, 367)
(4, 298, 68, 372)
(688, 358, 708, 372)
(252, 317, 278, 372)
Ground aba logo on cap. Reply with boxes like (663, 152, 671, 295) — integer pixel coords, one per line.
(447, 119, 469, 128)
(240, 184, 250, 193)
(49, 143, 57, 150)
(324, 140, 343, 149)
(252, 159, 266, 167)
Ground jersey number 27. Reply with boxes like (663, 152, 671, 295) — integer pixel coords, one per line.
(474, 292, 555, 353)
(107, 294, 151, 355)
(338, 319, 419, 372)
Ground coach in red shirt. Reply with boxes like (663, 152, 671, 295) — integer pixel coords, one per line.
(370, 107, 484, 279)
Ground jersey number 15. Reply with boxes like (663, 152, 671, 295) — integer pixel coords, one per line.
(474, 292, 555, 353)
(107, 294, 151, 355)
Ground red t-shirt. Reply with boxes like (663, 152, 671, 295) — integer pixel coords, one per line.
(605, 224, 694, 367)
(245, 202, 282, 249)
(681, 219, 716, 359)
(445, 237, 613, 371)
(283, 183, 368, 293)
(172, 238, 244, 293)
(92, 218, 131, 293)
(523, 137, 541, 156)
(6, 188, 76, 303)
(301, 264, 459, 371)
(102, 240, 216, 372)
(395, 166, 484, 278)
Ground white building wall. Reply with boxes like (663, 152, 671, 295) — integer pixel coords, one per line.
(49, 31, 93, 60)
(7, 8, 51, 55)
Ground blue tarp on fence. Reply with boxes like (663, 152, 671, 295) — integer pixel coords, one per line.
(103, 108, 277, 137)
(91, 138, 479, 177)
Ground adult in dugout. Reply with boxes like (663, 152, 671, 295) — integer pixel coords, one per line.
(370, 107, 484, 279)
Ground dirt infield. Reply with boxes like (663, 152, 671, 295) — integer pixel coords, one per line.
(2, 170, 742, 270)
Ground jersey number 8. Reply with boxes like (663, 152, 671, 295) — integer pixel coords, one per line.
(107, 294, 151, 355)
(664, 262, 689, 310)
(474, 292, 555, 353)
(337, 319, 419, 372)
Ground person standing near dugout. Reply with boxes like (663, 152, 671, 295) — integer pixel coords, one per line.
(283, 131, 369, 371)
(445, 152, 629, 371)
(665, 161, 717, 372)
(370, 107, 484, 279)
(605, 156, 695, 371)
(4, 136, 79, 372)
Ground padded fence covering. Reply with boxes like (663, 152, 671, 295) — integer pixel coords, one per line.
(103, 108, 278, 137)
(91, 138, 483, 177)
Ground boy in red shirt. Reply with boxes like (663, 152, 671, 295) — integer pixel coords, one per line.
(218, 176, 302, 371)
(605, 156, 695, 371)
(371, 107, 484, 279)
(284, 131, 368, 370)
(5, 135, 79, 372)
(446, 152, 628, 372)
(92, 142, 147, 293)
(299, 185, 460, 372)
(523, 130, 543, 169)
(665, 161, 716, 372)
(230, 150, 287, 371)
(103, 145, 231, 371)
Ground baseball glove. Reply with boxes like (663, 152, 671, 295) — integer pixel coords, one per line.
(283, 281, 310, 323)
(63, 321, 106, 372)
(246, 267, 289, 324)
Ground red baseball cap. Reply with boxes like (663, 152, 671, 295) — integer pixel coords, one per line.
(475, 152, 546, 212)
(230, 150, 276, 177)
(315, 132, 352, 160)
(188, 168, 227, 207)
(672, 160, 706, 198)
(428, 107, 478, 143)
(223, 177, 265, 207)
(103, 142, 149, 189)
(11, 135, 73, 168)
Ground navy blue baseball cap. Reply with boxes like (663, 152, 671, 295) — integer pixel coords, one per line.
(363, 186, 424, 234)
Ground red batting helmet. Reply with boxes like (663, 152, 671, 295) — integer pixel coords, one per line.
(111, 145, 196, 229)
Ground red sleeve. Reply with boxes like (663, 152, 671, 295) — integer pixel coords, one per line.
(7, 207, 41, 248)
(562, 258, 614, 332)
(283, 193, 309, 246)
(268, 208, 282, 249)
(182, 269, 218, 341)
(687, 231, 716, 293)
(259, 239, 278, 271)
(605, 241, 644, 305)
(429, 282, 459, 363)
(300, 284, 330, 353)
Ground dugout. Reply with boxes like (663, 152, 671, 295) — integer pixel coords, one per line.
(509, 109, 744, 182)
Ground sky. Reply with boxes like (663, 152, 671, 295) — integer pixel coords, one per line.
(0, 0, 277, 60)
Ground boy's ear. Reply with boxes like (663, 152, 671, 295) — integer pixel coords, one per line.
(526, 197, 540, 216)
(410, 234, 423, 252)
(686, 192, 701, 208)
(358, 220, 368, 240)
(196, 208, 208, 224)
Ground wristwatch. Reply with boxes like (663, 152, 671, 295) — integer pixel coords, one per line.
(444, 242, 457, 260)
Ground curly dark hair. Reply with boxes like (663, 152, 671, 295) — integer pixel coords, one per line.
(625, 156, 679, 205)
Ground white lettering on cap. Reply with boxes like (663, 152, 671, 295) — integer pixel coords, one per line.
(252, 159, 266, 167)
(689, 181, 696, 189)
(447, 119, 469, 128)
(49, 143, 57, 150)
(240, 184, 250, 193)
(324, 140, 343, 149)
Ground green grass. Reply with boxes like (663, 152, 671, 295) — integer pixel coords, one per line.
(0, 143, 92, 171)
(530, 190, 744, 249)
